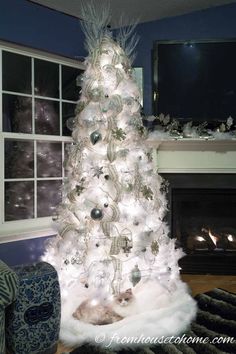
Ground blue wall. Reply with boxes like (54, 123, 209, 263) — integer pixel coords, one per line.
(0, 0, 86, 59)
(0, 236, 54, 267)
(134, 3, 236, 114)
(1, 1, 236, 265)
(1, 0, 236, 113)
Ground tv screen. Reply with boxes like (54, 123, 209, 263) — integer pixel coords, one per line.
(153, 40, 236, 122)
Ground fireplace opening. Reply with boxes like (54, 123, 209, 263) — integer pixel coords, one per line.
(172, 189, 236, 254)
(162, 174, 236, 274)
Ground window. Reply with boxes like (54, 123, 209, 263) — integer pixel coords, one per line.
(0, 41, 84, 241)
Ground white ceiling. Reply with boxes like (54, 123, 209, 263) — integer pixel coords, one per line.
(30, 0, 235, 28)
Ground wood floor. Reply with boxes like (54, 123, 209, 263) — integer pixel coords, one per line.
(56, 343, 74, 354)
(181, 274, 236, 296)
(56, 274, 236, 354)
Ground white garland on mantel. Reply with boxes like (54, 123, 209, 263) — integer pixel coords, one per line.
(145, 114, 236, 141)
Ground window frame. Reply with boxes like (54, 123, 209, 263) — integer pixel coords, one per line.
(0, 40, 84, 242)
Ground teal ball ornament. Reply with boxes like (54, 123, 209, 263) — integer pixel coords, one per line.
(90, 131, 102, 145)
(91, 208, 103, 220)
(130, 264, 141, 286)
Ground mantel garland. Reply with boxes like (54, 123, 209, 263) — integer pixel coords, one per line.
(144, 113, 236, 140)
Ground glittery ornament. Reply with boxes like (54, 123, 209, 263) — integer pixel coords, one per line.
(90, 131, 102, 145)
(66, 117, 75, 131)
(91, 208, 103, 220)
(141, 185, 154, 200)
(76, 73, 84, 87)
(121, 236, 133, 255)
(92, 166, 103, 178)
(76, 184, 85, 195)
(151, 240, 159, 256)
(130, 264, 141, 286)
(112, 128, 126, 141)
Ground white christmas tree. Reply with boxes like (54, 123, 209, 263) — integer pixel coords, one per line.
(43, 3, 196, 349)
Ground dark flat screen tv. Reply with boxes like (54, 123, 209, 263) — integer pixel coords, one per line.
(152, 40, 236, 122)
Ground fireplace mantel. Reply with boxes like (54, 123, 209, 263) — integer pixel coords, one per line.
(146, 139, 236, 173)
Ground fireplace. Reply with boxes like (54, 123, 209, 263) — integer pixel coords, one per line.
(162, 174, 236, 274)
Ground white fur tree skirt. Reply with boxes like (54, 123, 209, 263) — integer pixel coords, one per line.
(60, 280, 197, 350)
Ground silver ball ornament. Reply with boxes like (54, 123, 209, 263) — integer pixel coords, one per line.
(91, 208, 103, 220)
(90, 131, 102, 145)
(76, 74, 84, 87)
(66, 117, 75, 131)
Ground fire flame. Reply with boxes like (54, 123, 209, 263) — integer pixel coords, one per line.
(196, 236, 205, 242)
(208, 229, 218, 246)
(201, 228, 218, 246)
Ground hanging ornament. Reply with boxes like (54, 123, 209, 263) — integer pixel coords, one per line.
(121, 237, 133, 255)
(160, 179, 170, 194)
(112, 128, 126, 141)
(64, 259, 69, 265)
(130, 264, 141, 286)
(66, 117, 76, 131)
(71, 257, 76, 265)
(110, 229, 132, 256)
(68, 184, 85, 202)
(91, 208, 103, 220)
(137, 125, 146, 137)
(92, 166, 104, 178)
(104, 203, 108, 208)
(104, 175, 109, 180)
(76, 184, 85, 195)
(141, 185, 154, 200)
(90, 131, 102, 145)
(76, 73, 84, 87)
(151, 240, 159, 256)
(74, 251, 83, 265)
